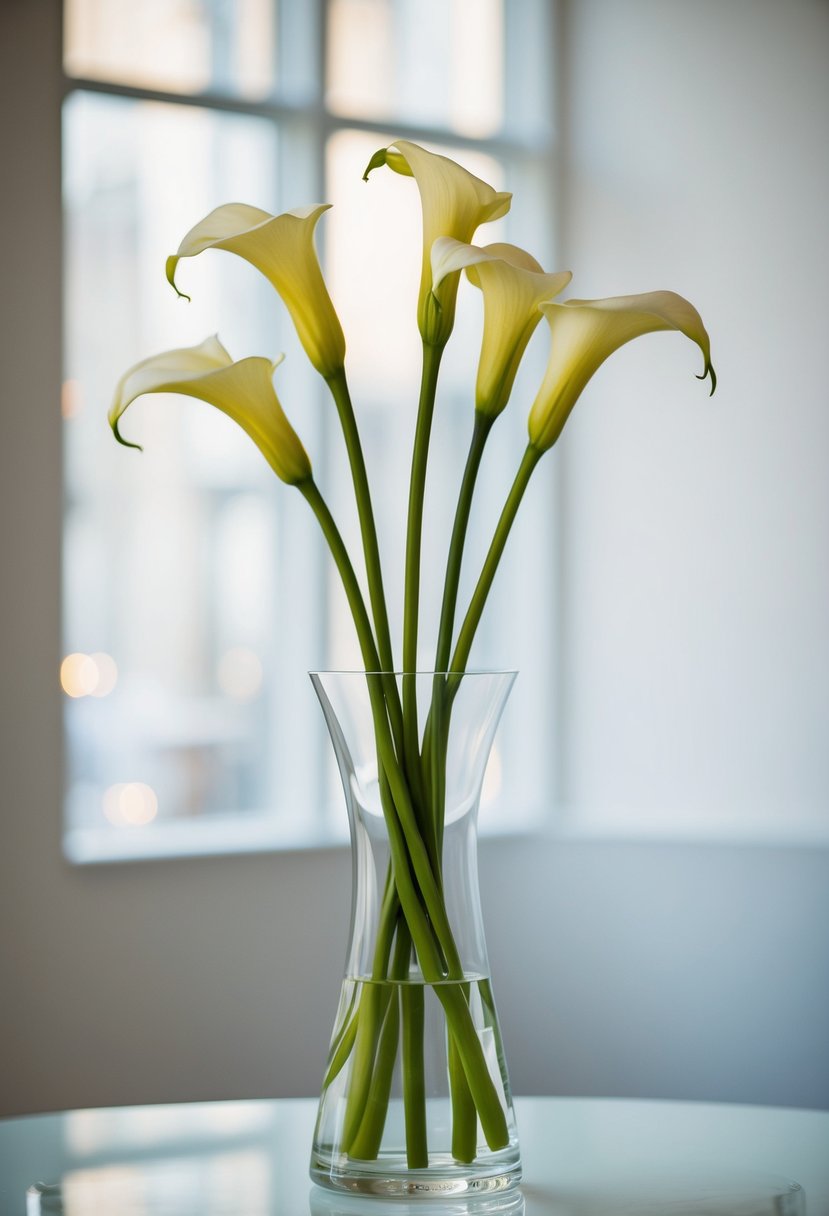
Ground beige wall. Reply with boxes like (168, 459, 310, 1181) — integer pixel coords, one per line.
(1, 0, 827, 1118)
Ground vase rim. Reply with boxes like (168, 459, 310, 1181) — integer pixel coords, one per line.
(308, 668, 518, 678)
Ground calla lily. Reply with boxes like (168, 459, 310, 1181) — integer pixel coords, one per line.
(166, 204, 346, 379)
(364, 140, 511, 346)
(528, 290, 716, 452)
(432, 237, 572, 418)
(109, 335, 312, 485)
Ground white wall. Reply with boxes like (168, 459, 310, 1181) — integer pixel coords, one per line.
(1, 0, 827, 1120)
(556, 0, 829, 843)
(492, 0, 829, 1109)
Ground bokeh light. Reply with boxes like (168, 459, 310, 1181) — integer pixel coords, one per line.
(60, 652, 99, 697)
(103, 782, 159, 826)
(60, 651, 118, 698)
(61, 378, 84, 419)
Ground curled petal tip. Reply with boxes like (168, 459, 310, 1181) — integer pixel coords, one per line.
(529, 290, 716, 452)
(111, 417, 143, 453)
(362, 148, 388, 183)
(697, 359, 717, 396)
(165, 255, 190, 302)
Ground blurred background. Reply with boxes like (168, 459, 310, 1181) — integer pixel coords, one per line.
(1, 0, 827, 1123)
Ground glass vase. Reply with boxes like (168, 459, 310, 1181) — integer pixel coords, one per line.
(309, 670, 521, 1198)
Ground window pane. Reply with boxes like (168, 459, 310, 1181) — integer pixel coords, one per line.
(62, 91, 327, 856)
(64, 0, 278, 100)
(326, 0, 504, 137)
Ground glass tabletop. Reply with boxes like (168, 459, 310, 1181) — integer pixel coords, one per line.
(2, 1097, 827, 1215)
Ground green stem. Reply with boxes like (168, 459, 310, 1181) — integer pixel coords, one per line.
(326, 368, 396, 674)
(424, 411, 493, 867)
(326, 370, 405, 757)
(436, 983, 508, 1151)
(350, 992, 399, 1159)
(401, 980, 428, 1167)
(298, 479, 382, 672)
(299, 476, 508, 1153)
(448, 985, 478, 1163)
(339, 820, 401, 1151)
(374, 762, 507, 1150)
(434, 411, 494, 674)
(340, 978, 389, 1152)
(403, 342, 444, 673)
(426, 680, 446, 876)
(298, 478, 403, 764)
(449, 444, 542, 685)
(299, 481, 449, 970)
(378, 759, 455, 981)
(402, 343, 444, 788)
(297, 482, 450, 977)
(322, 983, 360, 1089)
(349, 922, 411, 1160)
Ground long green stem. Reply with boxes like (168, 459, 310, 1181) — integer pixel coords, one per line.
(298, 480, 381, 671)
(349, 921, 411, 1160)
(425, 411, 493, 869)
(340, 979, 388, 1151)
(301, 446, 404, 764)
(299, 476, 509, 1153)
(449, 444, 542, 684)
(374, 751, 508, 1148)
(448, 985, 477, 1162)
(326, 369, 395, 673)
(424, 424, 529, 859)
(325, 362, 406, 727)
(434, 411, 494, 673)
(299, 477, 404, 767)
(297, 480, 452, 974)
(349, 990, 399, 1159)
(404, 342, 444, 673)
(325, 862, 400, 1104)
(402, 342, 444, 786)
(401, 980, 428, 1167)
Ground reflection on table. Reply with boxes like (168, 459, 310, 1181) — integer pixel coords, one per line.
(3, 1096, 827, 1215)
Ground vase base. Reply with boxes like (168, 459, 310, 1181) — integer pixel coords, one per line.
(310, 1147, 522, 1199)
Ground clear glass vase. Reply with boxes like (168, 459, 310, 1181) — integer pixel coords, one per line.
(309, 670, 521, 1198)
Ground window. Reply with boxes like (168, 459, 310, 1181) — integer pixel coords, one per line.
(61, 0, 559, 862)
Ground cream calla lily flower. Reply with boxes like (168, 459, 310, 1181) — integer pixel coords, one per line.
(166, 204, 346, 379)
(109, 335, 312, 485)
(528, 291, 716, 452)
(432, 237, 572, 418)
(364, 140, 512, 346)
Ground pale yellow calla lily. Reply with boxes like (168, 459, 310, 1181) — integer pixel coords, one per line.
(364, 140, 512, 345)
(166, 204, 346, 378)
(528, 291, 716, 451)
(109, 335, 312, 485)
(432, 237, 572, 418)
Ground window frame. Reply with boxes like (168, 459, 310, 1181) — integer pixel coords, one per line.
(59, 0, 563, 865)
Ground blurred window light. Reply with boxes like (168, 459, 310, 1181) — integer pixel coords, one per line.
(64, 0, 278, 100)
(326, 0, 504, 137)
(61, 0, 557, 863)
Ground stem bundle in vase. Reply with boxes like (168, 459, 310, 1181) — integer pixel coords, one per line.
(111, 139, 715, 1191)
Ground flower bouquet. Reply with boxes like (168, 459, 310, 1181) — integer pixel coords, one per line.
(111, 140, 714, 1197)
